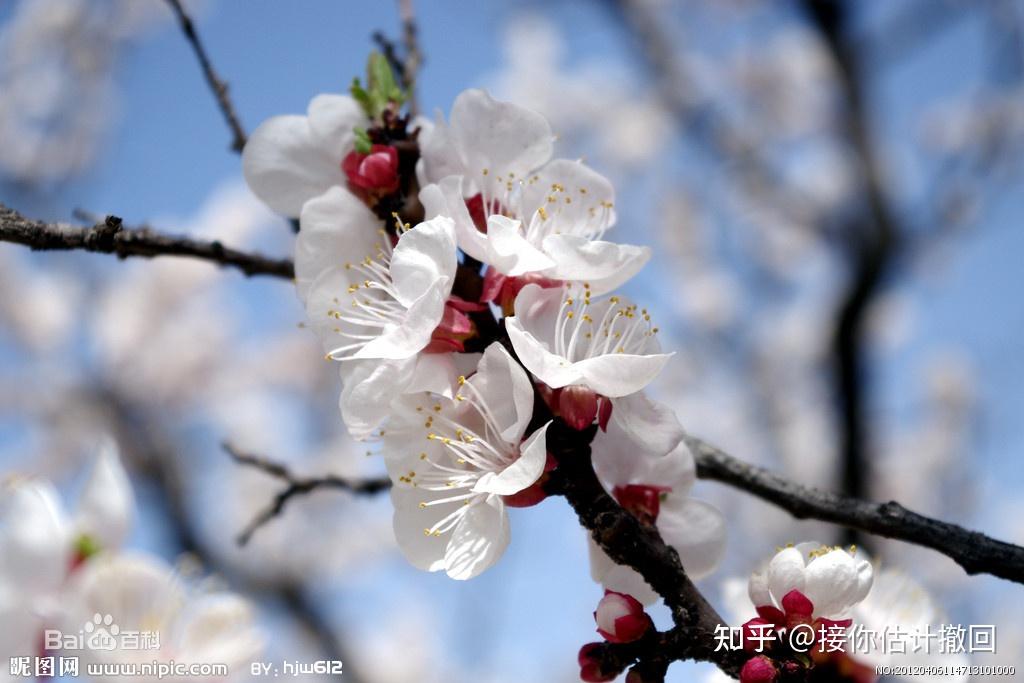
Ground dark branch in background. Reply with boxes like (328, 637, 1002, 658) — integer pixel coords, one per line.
(223, 442, 391, 546)
(0, 203, 294, 279)
(164, 0, 248, 153)
(801, 0, 902, 552)
(689, 434, 1024, 585)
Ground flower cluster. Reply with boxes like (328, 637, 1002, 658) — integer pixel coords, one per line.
(243, 62, 716, 586)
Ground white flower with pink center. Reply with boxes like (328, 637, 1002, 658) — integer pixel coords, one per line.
(506, 283, 671, 400)
(299, 187, 477, 438)
(419, 89, 650, 296)
(382, 343, 551, 580)
(748, 542, 873, 623)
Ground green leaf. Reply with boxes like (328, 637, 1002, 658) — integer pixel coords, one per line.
(353, 128, 373, 154)
(350, 77, 372, 116)
(74, 533, 101, 561)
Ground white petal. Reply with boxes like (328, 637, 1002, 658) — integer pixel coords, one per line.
(176, 594, 264, 666)
(506, 284, 584, 388)
(390, 216, 457, 307)
(448, 89, 553, 194)
(519, 158, 617, 235)
(473, 422, 550, 495)
(486, 215, 556, 276)
(355, 278, 450, 360)
(307, 93, 365, 161)
(296, 186, 381, 302)
(574, 352, 673, 398)
(64, 553, 186, 632)
(541, 235, 650, 294)
(466, 343, 534, 442)
(588, 539, 658, 606)
(608, 392, 685, 460)
(339, 359, 415, 439)
(748, 569, 772, 608)
(803, 549, 858, 617)
(390, 487, 448, 573)
(657, 498, 726, 580)
(75, 437, 134, 551)
(242, 115, 344, 216)
(420, 176, 490, 263)
(417, 114, 464, 185)
(767, 546, 807, 604)
(0, 480, 69, 594)
(444, 496, 510, 580)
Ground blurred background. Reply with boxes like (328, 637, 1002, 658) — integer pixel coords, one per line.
(1, 0, 1023, 680)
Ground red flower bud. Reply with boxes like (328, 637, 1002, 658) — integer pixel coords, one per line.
(342, 144, 399, 194)
(578, 643, 616, 683)
(740, 655, 778, 683)
(780, 589, 814, 618)
(594, 590, 653, 644)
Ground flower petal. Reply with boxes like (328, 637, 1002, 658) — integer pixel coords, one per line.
(607, 392, 686, 460)
(519, 158, 617, 236)
(355, 278, 450, 360)
(390, 486, 448, 573)
(307, 94, 364, 161)
(541, 235, 650, 294)
(444, 495, 510, 580)
(242, 115, 344, 216)
(573, 351, 673, 398)
(587, 540, 658, 606)
(420, 176, 490, 263)
(339, 359, 415, 440)
(473, 422, 550, 495)
(486, 215, 557, 276)
(448, 89, 553, 196)
(464, 342, 534, 443)
(296, 186, 381, 303)
(767, 546, 807, 605)
(390, 216, 458, 307)
(506, 284, 585, 389)
(0, 480, 69, 594)
(75, 437, 134, 551)
(657, 498, 727, 580)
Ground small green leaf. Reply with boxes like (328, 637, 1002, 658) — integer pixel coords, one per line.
(353, 128, 373, 154)
(350, 77, 372, 116)
(74, 533, 101, 561)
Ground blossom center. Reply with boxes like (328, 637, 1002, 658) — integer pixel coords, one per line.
(553, 285, 659, 362)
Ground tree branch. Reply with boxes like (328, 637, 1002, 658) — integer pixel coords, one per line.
(223, 443, 391, 546)
(164, 0, 248, 153)
(0, 203, 294, 279)
(543, 421, 745, 679)
(688, 433, 1024, 585)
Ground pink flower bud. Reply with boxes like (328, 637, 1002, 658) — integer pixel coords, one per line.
(559, 385, 599, 431)
(578, 643, 616, 683)
(594, 590, 653, 644)
(342, 144, 399, 194)
(740, 655, 778, 683)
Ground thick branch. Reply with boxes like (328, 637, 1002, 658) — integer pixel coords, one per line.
(543, 421, 743, 678)
(164, 0, 248, 153)
(0, 203, 293, 279)
(688, 434, 1024, 585)
(224, 443, 391, 546)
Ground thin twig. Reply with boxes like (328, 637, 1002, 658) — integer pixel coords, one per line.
(688, 433, 1024, 585)
(398, 0, 422, 115)
(0, 203, 293, 279)
(164, 0, 248, 153)
(223, 443, 391, 546)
